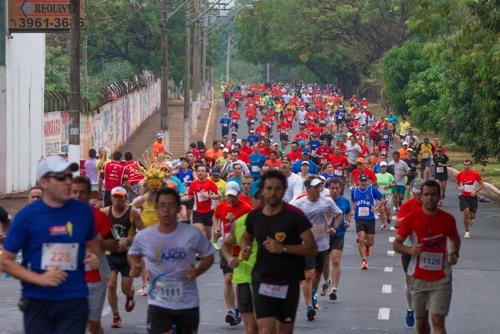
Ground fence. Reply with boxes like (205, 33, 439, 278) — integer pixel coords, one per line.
(43, 79, 181, 157)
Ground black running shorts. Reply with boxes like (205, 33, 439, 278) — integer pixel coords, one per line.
(252, 281, 300, 324)
(147, 305, 199, 334)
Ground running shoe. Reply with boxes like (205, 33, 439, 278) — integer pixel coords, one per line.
(361, 259, 368, 270)
(366, 246, 371, 257)
(329, 288, 337, 301)
(320, 279, 330, 296)
(312, 290, 319, 310)
(464, 231, 471, 239)
(225, 310, 241, 326)
(139, 286, 148, 296)
(381, 223, 387, 231)
(406, 308, 415, 327)
(125, 290, 136, 312)
(111, 315, 122, 328)
(306, 305, 316, 321)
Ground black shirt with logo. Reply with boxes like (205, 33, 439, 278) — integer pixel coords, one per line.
(245, 203, 312, 284)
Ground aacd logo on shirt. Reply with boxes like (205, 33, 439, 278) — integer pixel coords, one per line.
(49, 221, 73, 237)
(160, 247, 186, 262)
(275, 232, 286, 243)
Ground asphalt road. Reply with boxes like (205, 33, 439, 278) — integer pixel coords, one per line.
(1, 102, 499, 333)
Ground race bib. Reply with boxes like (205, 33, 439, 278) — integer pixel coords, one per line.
(436, 167, 444, 173)
(150, 280, 183, 303)
(334, 170, 342, 176)
(41, 243, 79, 271)
(258, 283, 288, 300)
(383, 134, 388, 139)
(358, 207, 370, 217)
(197, 191, 210, 202)
(464, 184, 474, 193)
(423, 153, 430, 159)
(251, 165, 260, 173)
(222, 123, 228, 127)
(419, 252, 443, 271)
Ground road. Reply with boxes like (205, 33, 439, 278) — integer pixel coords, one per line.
(1, 102, 499, 333)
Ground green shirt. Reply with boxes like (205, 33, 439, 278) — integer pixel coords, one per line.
(376, 172, 395, 195)
(232, 213, 257, 285)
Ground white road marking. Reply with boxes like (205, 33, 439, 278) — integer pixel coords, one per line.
(384, 266, 394, 272)
(378, 307, 391, 320)
(388, 236, 395, 243)
(102, 305, 111, 316)
(387, 250, 395, 256)
(382, 284, 392, 294)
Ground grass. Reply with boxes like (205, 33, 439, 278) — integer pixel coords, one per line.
(367, 102, 500, 189)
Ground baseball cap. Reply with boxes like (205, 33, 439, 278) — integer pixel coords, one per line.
(301, 160, 310, 165)
(249, 180, 261, 198)
(380, 161, 388, 167)
(36, 155, 79, 180)
(359, 174, 368, 181)
(211, 167, 221, 174)
(232, 131, 238, 135)
(305, 177, 323, 188)
(111, 186, 127, 196)
(302, 149, 310, 154)
(0, 206, 9, 223)
(402, 141, 409, 146)
(225, 181, 240, 197)
(272, 142, 280, 146)
(356, 157, 365, 164)
(219, 143, 225, 148)
(281, 156, 291, 163)
(223, 148, 229, 153)
(156, 132, 164, 139)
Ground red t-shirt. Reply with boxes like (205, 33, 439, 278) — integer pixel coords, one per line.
(104, 161, 125, 191)
(215, 200, 252, 235)
(277, 122, 288, 134)
(351, 168, 377, 185)
(239, 194, 252, 208)
(86, 207, 113, 283)
(397, 207, 458, 281)
(328, 154, 350, 177)
(188, 179, 219, 213)
(286, 150, 302, 162)
(456, 170, 482, 197)
(240, 146, 252, 156)
(124, 161, 144, 185)
(396, 198, 421, 219)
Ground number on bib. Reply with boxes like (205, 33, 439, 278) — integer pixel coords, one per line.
(41, 243, 79, 271)
(419, 252, 443, 271)
(358, 207, 370, 217)
(258, 283, 289, 300)
(436, 167, 444, 173)
(150, 280, 183, 303)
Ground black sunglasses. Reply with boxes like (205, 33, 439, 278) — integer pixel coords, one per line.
(46, 172, 73, 181)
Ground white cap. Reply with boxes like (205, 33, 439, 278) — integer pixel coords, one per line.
(223, 148, 229, 153)
(225, 181, 240, 197)
(380, 161, 388, 167)
(111, 186, 127, 196)
(402, 141, 409, 146)
(36, 155, 79, 180)
(156, 132, 164, 139)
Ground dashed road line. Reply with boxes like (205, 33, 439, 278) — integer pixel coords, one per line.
(387, 250, 395, 256)
(382, 284, 392, 294)
(384, 266, 394, 272)
(378, 307, 391, 320)
(388, 236, 395, 243)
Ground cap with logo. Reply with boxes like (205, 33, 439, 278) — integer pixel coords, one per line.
(359, 174, 369, 181)
(225, 181, 240, 197)
(36, 155, 79, 180)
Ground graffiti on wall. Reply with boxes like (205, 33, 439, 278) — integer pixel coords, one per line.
(43, 111, 69, 154)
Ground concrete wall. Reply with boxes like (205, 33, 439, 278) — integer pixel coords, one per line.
(43, 78, 161, 159)
(0, 34, 45, 195)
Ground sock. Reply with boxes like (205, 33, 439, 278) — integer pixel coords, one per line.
(405, 288, 412, 309)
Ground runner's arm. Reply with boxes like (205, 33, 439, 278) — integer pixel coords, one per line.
(0, 250, 49, 285)
(240, 230, 254, 260)
(131, 208, 145, 230)
(393, 234, 421, 255)
(220, 224, 237, 264)
(128, 254, 142, 277)
(192, 254, 214, 278)
(278, 229, 317, 257)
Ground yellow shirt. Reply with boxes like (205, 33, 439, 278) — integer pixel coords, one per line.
(141, 195, 159, 227)
(399, 121, 411, 136)
(210, 177, 226, 197)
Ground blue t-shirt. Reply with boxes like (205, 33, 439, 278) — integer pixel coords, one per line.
(168, 175, 186, 194)
(322, 172, 341, 181)
(336, 109, 346, 120)
(249, 153, 266, 179)
(309, 140, 321, 151)
(3, 199, 96, 300)
(331, 196, 351, 237)
(373, 163, 381, 174)
(292, 160, 318, 174)
(247, 134, 260, 146)
(177, 169, 194, 187)
(220, 118, 231, 131)
(351, 185, 383, 221)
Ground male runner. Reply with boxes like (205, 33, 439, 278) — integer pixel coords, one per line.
(0, 155, 99, 334)
(388, 151, 410, 210)
(351, 174, 384, 269)
(433, 148, 451, 206)
(240, 170, 318, 333)
(28, 186, 43, 203)
(102, 186, 144, 328)
(376, 161, 396, 230)
(456, 159, 484, 238)
(291, 176, 342, 321)
(128, 187, 214, 334)
(214, 182, 252, 326)
(394, 180, 460, 334)
(101, 151, 125, 207)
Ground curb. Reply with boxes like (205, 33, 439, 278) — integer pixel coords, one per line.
(203, 100, 218, 145)
(448, 167, 500, 202)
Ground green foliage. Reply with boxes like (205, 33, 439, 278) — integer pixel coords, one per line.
(45, 35, 69, 94)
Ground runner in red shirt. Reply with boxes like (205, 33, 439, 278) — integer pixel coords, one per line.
(285, 142, 302, 163)
(277, 121, 289, 148)
(328, 146, 350, 179)
(351, 158, 377, 186)
(455, 159, 484, 238)
(183, 165, 221, 239)
(255, 123, 269, 139)
(102, 151, 125, 206)
(315, 140, 333, 166)
(123, 153, 144, 202)
(394, 180, 460, 334)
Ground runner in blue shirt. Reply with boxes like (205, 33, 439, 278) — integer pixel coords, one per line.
(220, 113, 231, 137)
(249, 144, 266, 180)
(0, 155, 99, 334)
(351, 174, 384, 270)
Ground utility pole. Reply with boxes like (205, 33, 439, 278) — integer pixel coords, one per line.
(192, 0, 201, 102)
(267, 63, 270, 82)
(160, 0, 169, 150)
(201, 16, 208, 100)
(183, 0, 191, 151)
(225, 31, 231, 85)
(68, 0, 81, 162)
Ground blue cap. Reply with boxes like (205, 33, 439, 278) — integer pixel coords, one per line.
(249, 180, 261, 198)
(302, 149, 310, 154)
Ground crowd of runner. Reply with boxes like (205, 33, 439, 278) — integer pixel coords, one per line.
(0, 82, 486, 334)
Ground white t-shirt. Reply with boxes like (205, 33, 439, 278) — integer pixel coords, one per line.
(345, 142, 362, 164)
(290, 196, 342, 252)
(128, 223, 214, 310)
(388, 160, 410, 185)
(284, 172, 305, 203)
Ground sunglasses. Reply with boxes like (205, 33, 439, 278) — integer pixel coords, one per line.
(46, 172, 73, 181)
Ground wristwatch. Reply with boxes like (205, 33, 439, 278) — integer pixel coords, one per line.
(282, 245, 288, 253)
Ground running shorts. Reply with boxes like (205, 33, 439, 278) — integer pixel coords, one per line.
(252, 281, 300, 323)
(87, 280, 107, 322)
(219, 252, 233, 275)
(237, 283, 254, 313)
(106, 254, 131, 277)
(329, 235, 345, 252)
(355, 220, 376, 234)
(192, 210, 214, 227)
(304, 250, 329, 272)
(280, 133, 289, 142)
(458, 195, 478, 213)
(409, 276, 452, 317)
(147, 305, 199, 334)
